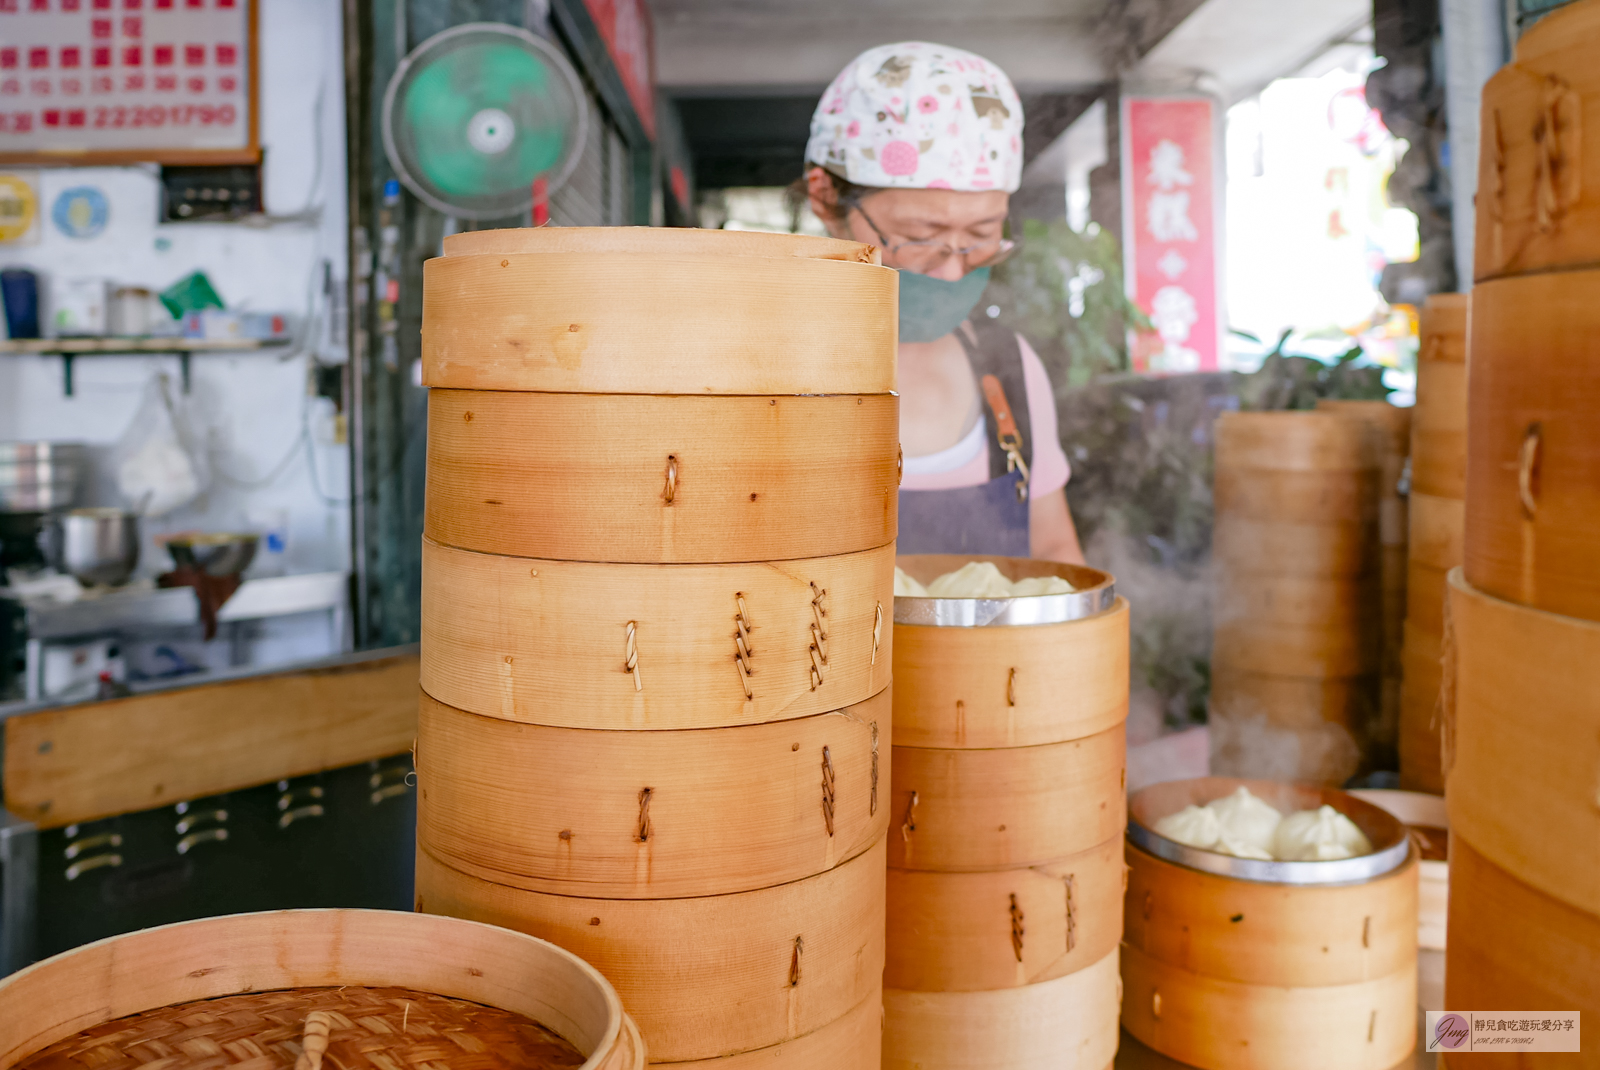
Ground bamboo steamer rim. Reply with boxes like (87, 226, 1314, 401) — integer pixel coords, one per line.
(893, 554, 1116, 626)
(1513, 0, 1600, 63)
(0, 909, 637, 1070)
(1127, 776, 1410, 884)
(441, 226, 882, 265)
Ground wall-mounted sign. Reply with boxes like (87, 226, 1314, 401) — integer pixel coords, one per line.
(0, 0, 258, 166)
(0, 168, 40, 242)
(51, 182, 106, 237)
(583, 0, 653, 139)
(1121, 95, 1222, 374)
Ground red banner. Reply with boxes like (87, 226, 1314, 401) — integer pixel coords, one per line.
(584, 0, 654, 139)
(1121, 96, 1220, 374)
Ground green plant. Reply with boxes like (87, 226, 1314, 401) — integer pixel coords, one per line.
(988, 218, 1149, 387)
(1232, 328, 1392, 411)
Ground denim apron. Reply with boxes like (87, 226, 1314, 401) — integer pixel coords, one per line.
(896, 317, 1034, 557)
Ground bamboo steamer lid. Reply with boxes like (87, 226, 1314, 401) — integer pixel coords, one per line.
(890, 597, 1128, 749)
(1119, 942, 1415, 1070)
(1463, 272, 1600, 620)
(887, 725, 1126, 872)
(1214, 411, 1379, 472)
(1123, 842, 1417, 988)
(426, 390, 899, 564)
(0, 910, 643, 1070)
(1213, 517, 1376, 579)
(1445, 569, 1600, 917)
(1418, 294, 1468, 362)
(1473, 2, 1600, 281)
(416, 689, 888, 898)
(884, 836, 1123, 991)
(1443, 835, 1600, 1065)
(881, 948, 1121, 1070)
(421, 231, 895, 396)
(664, 993, 881, 1070)
(1408, 493, 1463, 571)
(421, 539, 892, 730)
(415, 836, 886, 1063)
(1207, 665, 1376, 732)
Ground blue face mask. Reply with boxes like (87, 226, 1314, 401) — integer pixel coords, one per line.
(897, 266, 991, 343)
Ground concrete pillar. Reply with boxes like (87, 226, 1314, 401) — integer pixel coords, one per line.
(1440, 0, 1509, 287)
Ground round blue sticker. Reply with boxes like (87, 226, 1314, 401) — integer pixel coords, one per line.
(52, 186, 109, 240)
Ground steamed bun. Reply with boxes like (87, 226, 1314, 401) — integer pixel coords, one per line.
(1272, 805, 1374, 861)
(894, 567, 930, 598)
(1206, 786, 1282, 856)
(925, 561, 1015, 599)
(1009, 574, 1076, 596)
(1153, 804, 1221, 849)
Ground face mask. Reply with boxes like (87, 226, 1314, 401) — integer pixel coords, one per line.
(897, 266, 991, 344)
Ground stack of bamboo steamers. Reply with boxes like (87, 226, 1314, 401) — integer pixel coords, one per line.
(1398, 293, 1467, 794)
(884, 556, 1129, 1070)
(413, 228, 900, 1068)
(1444, 2, 1600, 1059)
(1209, 411, 1381, 783)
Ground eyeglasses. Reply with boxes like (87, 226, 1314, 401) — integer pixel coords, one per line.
(844, 197, 1016, 274)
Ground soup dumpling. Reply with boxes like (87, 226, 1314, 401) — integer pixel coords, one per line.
(926, 561, 1014, 599)
(1153, 804, 1221, 850)
(1205, 786, 1282, 856)
(1009, 574, 1076, 597)
(1273, 805, 1374, 861)
(894, 567, 930, 598)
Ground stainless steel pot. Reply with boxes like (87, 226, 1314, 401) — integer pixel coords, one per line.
(0, 441, 87, 512)
(47, 508, 140, 586)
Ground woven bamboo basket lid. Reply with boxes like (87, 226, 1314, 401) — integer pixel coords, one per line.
(1444, 835, 1599, 1064)
(887, 725, 1125, 872)
(421, 540, 892, 730)
(663, 994, 881, 1070)
(881, 948, 1120, 1070)
(421, 230, 895, 396)
(1124, 841, 1417, 988)
(416, 688, 888, 898)
(1207, 666, 1376, 733)
(891, 585, 1127, 749)
(1445, 568, 1600, 917)
(1463, 272, 1600, 621)
(1473, 2, 1600, 281)
(0, 910, 642, 1070)
(415, 836, 886, 1064)
(425, 390, 899, 564)
(884, 836, 1122, 991)
(1119, 942, 1415, 1070)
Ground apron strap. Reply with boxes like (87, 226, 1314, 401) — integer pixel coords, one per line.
(955, 317, 1033, 501)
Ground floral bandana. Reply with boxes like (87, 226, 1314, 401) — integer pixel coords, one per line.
(806, 42, 1025, 193)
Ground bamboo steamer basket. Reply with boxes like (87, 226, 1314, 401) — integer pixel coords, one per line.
(1397, 671, 1443, 796)
(1348, 789, 1449, 952)
(891, 556, 1123, 749)
(421, 230, 896, 396)
(1445, 568, 1600, 917)
(1315, 400, 1410, 527)
(1213, 517, 1376, 578)
(1443, 835, 1599, 1067)
(1214, 411, 1379, 475)
(1211, 574, 1379, 678)
(887, 724, 1126, 872)
(1212, 469, 1378, 525)
(416, 689, 888, 898)
(1418, 293, 1468, 363)
(0, 910, 643, 1070)
(667, 994, 881, 1070)
(1122, 778, 1416, 1070)
(1404, 562, 1449, 637)
(1119, 943, 1415, 1070)
(1411, 295, 1468, 501)
(881, 948, 1121, 1070)
(1408, 493, 1463, 571)
(883, 836, 1123, 991)
(1463, 272, 1600, 620)
(415, 836, 886, 1063)
(1207, 666, 1375, 733)
(1473, 1, 1600, 282)
(420, 539, 892, 730)
(425, 390, 898, 564)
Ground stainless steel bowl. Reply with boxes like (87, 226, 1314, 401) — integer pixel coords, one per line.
(49, 507, 140, 586)
(893, 554, 1117, 626)
(1127, 776, 1412, 885)
(165, 533, 259, 576)
(0, 441, 87, 512)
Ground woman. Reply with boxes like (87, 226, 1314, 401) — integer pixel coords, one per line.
(802, 42, 1085, 564)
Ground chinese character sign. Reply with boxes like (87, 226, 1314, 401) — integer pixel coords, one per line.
(0, 0, 253, 164)
(1122, 96, 1220, 374)
(584, 0, 654, 139)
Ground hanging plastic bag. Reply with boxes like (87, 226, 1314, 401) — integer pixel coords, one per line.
(114, 373, 208, 517)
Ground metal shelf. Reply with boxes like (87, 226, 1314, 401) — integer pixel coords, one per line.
(0, 338, 290, 396)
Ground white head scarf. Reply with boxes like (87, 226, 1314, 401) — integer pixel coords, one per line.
(806, 41, 1025, 193)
